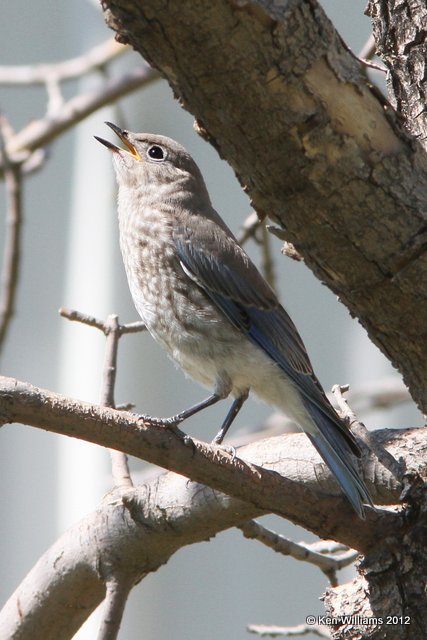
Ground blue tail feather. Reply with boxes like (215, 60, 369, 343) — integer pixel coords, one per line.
(305, 403, 373, 518)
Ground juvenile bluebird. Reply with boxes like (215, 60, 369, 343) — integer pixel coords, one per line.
(95, 122, 373, 518)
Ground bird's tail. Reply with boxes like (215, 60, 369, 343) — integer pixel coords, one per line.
(304, 403, 373, 519)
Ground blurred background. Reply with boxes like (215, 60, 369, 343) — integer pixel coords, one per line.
(0, 1, 422, 638)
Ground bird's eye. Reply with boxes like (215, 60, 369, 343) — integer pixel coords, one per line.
(147, 145, 165, 161)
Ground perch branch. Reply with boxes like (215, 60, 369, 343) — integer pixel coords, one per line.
(0, 375, 404, 551)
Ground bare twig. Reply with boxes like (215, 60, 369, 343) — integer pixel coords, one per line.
(302, 540, 348, 555)
(0, 38, 126, 86)
(59, 307, 106, 332)
(238, 520, 357, 586)
(97, 577, 133, 640)
(101, 314, 133, 489)
(358, 34, 376, 62)
(281, 241, 303, 261)
(0, 38, 128, 117)
(101, 315, 120, 408)
(238, 211, 261, 245)
(59, 307, 146, 337)
(359, 59, 387, 74)
(237, 213, 276, 288)
(119, 320, 146, 334)
(332, 383, 403, 483)
(357, 34, 386, 75)
(0, 116, 23, 355)
(248, 623, 331, 638)
(3, 66, 159, 166)
(60, 308, 145, 488)
(265, 225, 303, 262)
(260, 223, 276, 290)
(332, 384, 368, 437)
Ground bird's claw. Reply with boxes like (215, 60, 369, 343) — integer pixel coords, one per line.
(212, 441, 237, 461)
(138, 414, 179, 428)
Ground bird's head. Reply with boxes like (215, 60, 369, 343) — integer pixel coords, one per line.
(95, 122, 209, 199)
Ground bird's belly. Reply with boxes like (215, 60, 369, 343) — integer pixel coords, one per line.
(141, 294, 312, 428)
(128, 268, 237, 382)
(125, 251, 312, 428)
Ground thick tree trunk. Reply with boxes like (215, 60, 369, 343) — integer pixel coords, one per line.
(102, 0, 427, 415)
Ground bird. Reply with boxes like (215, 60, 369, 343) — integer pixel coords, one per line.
(95, 122, 373, 518)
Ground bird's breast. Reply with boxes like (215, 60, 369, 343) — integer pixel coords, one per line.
(118, 202, 232, 362)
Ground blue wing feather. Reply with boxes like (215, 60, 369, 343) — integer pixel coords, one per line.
(174, 223, 374, 514)
(175, 231, 359, 454)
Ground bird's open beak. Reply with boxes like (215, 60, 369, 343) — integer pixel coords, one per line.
(94, 122, 141, 161)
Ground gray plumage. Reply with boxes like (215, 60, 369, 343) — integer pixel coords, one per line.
(95, 122, 373, 518)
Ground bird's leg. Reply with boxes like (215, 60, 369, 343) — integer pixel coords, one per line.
(139, 392, 223, 427)
(212, 390, 249, 444)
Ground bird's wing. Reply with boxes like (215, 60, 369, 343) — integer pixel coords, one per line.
(174, 218, 351, 439)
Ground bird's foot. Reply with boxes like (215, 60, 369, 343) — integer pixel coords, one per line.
(138, 413, 182, 427)
(211, 439, 237, 461)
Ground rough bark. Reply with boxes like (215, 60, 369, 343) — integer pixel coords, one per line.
(0, 377, 426, 639)
(367, 0, 427, 145)
(0, 375, 402, 551)
(101, 0, 427, 414)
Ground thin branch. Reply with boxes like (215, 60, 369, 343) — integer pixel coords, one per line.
(248, 623, 331, 638)
(101, 315, 133, 488)
(120, 320, 146, 334)
(0, 38, 126, 85)
(0, 38, 128, 118)
(60, 309, 136, 487)
(265, 225, 303, 262)
(358, 34, 376, 62)
(281, 241, 303, 262)
(359, 59, 387, 74)
(238, 520, 357, 586)
(238, 211, 261, 245)
(3, 66, 159, 165)
(59, 307, 146, 337)
(59, 306, 106, 332)
(332, 383, 403, 483)
(302, 540, 348, 555)
(356, 33, 387, 77)
(97, 577, 133, 640)
(0, 116, 23, 355)
(332, 384, 370, 439)
(260, 222, 276, 290)
(101, 315, 120, 408)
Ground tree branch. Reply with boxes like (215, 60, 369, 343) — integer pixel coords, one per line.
(2, 66, 158, 168)
(238, 520, 357, 586)
(1, 374, 425, 638)
(0, 38, 126, 86)
(97, 578, 133, 640)
(0, 375, 406, 550)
